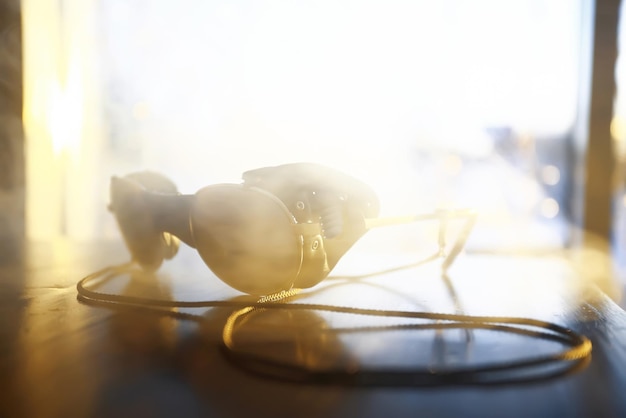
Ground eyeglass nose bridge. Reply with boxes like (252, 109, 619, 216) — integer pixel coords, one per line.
(109, 174, 186, 271)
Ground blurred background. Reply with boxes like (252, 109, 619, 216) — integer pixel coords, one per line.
(4, 0, 626, 286)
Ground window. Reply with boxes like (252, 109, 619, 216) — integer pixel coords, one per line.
(24, 0, 595, 255)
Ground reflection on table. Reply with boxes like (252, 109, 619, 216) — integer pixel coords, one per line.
(1, 241, 625, 418)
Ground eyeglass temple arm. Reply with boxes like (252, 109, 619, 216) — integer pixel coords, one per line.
(362, 209, 477, 271)
(145, 189, 477, 270)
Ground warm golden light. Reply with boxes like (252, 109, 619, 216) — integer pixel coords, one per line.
(49, 60, 84, 157)
(22, 0, 587, 249)
(611, 116, 626, 141)
(23, 0, 104, 240)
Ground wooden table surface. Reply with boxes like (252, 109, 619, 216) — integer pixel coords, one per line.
(1, 238, 626, 418)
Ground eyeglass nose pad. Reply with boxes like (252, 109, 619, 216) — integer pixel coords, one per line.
(190, 184, 305, 295)
(109, 172, 181, 271)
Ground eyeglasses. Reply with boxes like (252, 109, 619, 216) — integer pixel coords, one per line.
(110, 163, 477, 296)
(83, 164, 593, 386)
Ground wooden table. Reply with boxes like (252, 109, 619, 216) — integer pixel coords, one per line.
(1, 239, 626, 418)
